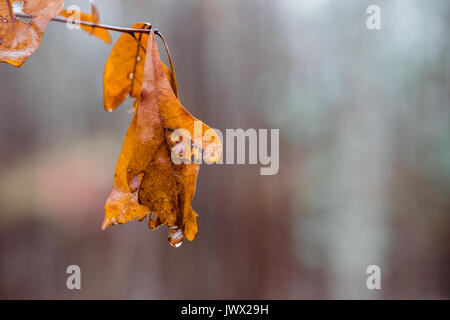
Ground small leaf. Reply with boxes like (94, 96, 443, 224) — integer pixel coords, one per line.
(0, 0, 64, 67)
(59, 0, 111, 43)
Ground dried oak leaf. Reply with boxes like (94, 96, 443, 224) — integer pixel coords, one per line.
(103, 22, 177, 112)
(103, 31, 221, 246)
(0, 0, 64, 67)
(59, 0, 111, 43)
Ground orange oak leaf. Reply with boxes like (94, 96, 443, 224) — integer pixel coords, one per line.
(103, 22, 177, 112)
(102, 115, 151, 229)
(103, 31, 221, 247)
(59, 0, 111, 43)
(0, 0, 64, 67)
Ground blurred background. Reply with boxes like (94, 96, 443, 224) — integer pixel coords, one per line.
(0, 0, 449, 299)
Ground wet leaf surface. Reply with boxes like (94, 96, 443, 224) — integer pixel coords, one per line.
(103, 31, 221, 246)
(0, 0, 64, 67)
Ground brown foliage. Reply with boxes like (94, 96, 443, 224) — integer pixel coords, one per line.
(0, 0, 64, 67)
(103, 31, 220, 246)
(103, 22, 175, 111)
(0, 1, 221, 247)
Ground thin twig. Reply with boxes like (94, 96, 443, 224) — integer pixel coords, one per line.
(16, 13, 152, 34)
(16, 13, 179, 88)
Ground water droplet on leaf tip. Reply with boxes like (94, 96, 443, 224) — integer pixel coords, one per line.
(136, 56, 141, 61)
(128, 72, 134, 79)
(170, 241, 183, 248)
(168, 226, 184, 248)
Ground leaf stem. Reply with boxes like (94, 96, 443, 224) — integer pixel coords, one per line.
(154, 30, 178, 97)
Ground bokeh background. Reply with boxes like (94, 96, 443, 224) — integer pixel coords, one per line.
(0, 0, 449, 299)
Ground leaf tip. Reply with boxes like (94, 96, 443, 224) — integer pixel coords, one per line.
(101, 218, 110, 230)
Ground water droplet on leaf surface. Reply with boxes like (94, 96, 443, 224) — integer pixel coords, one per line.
(168, 226, 184, 248)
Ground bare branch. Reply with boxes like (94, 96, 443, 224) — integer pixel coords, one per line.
(16, 13, 152, 34)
